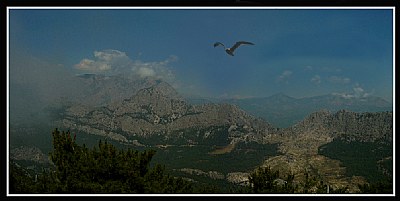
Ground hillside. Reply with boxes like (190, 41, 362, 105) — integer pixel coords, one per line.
(262, 110, 392, 192)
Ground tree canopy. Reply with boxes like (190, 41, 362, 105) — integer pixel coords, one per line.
(11, 128, 193, 193)
(9, 128, 392, 194)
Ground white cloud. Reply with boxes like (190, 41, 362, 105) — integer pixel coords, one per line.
(353, 86, 364, 96)
(328, 76, 351, 84)
(75, 50, 177, 83)
(137, 67, 155, 78)
(75, 49, 131, 73)
(277, 70, 292, 83)
(310, 75, 321, 85)
(75, 58, 111, 72)
(332, 93, 354, 99)
(281, 70, 292, 77)
(353, 85, 372, 98)
(131, 55, 177, 82)
(93, 49, 127, 62)
(332, 84, 372, 99)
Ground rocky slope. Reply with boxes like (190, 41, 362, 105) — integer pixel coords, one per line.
(74, 74, 160, 107)
(260, 109, 392, 192)
(285, 109, 393, 143)
(61, 79, 277, 144)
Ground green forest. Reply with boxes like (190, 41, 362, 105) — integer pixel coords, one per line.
(9, 129, 392, 194)
(318, 139, 392, 183)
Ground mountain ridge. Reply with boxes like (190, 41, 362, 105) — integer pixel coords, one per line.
(61, 79, 277, 144)
(12, 75, 392, 193)
(60, 77, 392, 145)
(56, 78, 392, 192)
(220, 92, 392, 128)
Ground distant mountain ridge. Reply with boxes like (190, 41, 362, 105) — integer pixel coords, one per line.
(220, 93, 392, 128)
(74, 74, 392, 129)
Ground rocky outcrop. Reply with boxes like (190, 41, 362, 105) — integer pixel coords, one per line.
(177, 168, 225, 180)
(10, 146, 50, 164)
(287, 109, 393, 143)
(226, 172, 250, 185)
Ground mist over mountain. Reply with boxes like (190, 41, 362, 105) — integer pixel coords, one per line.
(9, 49, 85, 125)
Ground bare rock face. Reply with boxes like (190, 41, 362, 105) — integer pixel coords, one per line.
(329, 110, 392, 142)
(287, 109, 393, 143)
(226, 172, 250, 186)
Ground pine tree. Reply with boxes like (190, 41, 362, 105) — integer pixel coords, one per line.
(44, 128, 194, 193)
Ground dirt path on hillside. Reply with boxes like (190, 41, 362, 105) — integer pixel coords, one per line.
(209, 141, 238, 155)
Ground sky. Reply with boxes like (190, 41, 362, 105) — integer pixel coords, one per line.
(8, 8, 394, 102)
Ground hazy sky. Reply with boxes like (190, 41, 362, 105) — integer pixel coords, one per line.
(9, 8, 394, 101)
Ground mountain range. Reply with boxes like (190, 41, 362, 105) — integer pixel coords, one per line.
(10, 74, 393, 193)
(60, 77, 276, 144)
(59, 74, 392, 144)
(199, 92, 391, 128)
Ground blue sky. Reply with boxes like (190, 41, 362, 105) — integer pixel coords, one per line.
(9, 8, 394, 101)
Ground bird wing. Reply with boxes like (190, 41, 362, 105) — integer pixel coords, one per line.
(214, 42, 225, 48)
(230, 41, 254, 52)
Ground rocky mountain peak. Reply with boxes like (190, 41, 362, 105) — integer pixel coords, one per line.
(107, 79, 189, 118)
(288, 109, 331, 132)
(135, 78, 182, 101)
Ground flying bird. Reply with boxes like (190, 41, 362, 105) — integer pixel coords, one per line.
(213, 41, 254, 56)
